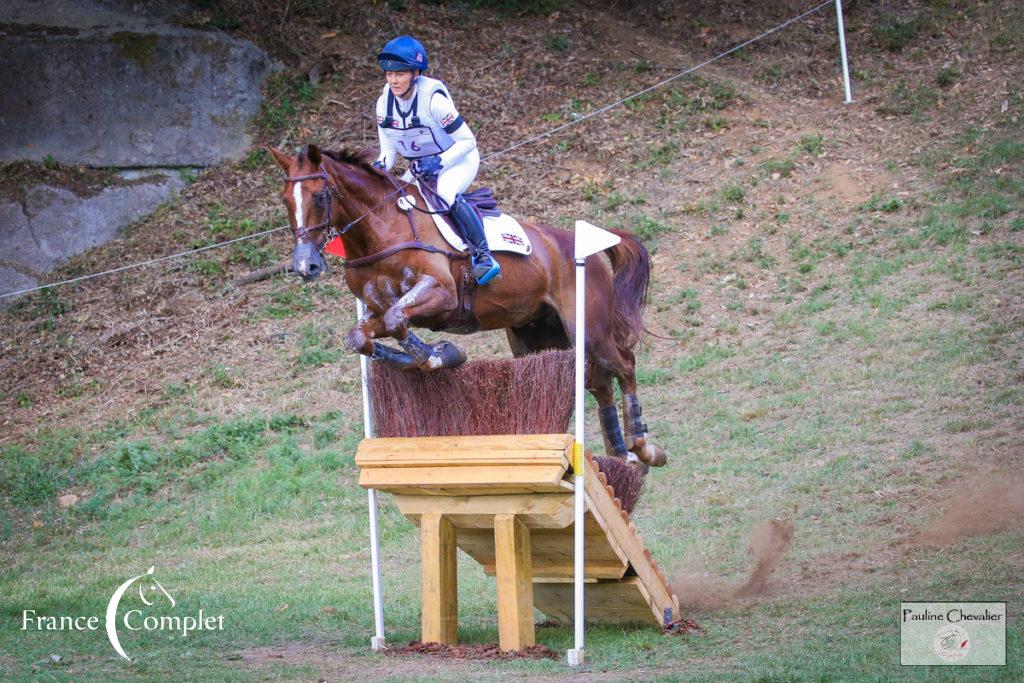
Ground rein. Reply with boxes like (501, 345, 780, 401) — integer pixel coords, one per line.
(285, 162, 466, 269)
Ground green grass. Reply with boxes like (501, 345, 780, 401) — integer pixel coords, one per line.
(862, 194, 905, 213)
(547, 34, 570, 52)
(630, 213, 672, 244)
(936, 66, 959, 87)
(293, 322, 344, 370)
(636, 141, 679, 170)
(872, 12, 932, 52)
(877, 81, 939, 117)
(798, 133, 824, 156)
(254, 72, 319, 138)
(761, 157, 796, 178)
(721, 183, 745, 203)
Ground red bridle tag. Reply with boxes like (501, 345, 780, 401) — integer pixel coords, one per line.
(324, 237, 346, 258)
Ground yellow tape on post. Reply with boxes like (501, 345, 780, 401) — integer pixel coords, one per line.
(572, 442, 584, 474)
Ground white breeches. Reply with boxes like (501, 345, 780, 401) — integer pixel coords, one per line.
(401, 148, 480, 206)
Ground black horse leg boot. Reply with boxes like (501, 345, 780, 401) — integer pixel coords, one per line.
(450, 194, 501, 284)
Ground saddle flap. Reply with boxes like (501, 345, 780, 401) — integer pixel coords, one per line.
(412, 180, 533, 256)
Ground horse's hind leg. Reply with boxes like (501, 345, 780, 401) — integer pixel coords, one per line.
(546, 267, 664, 466)
(508, 313, 629, 459)
(615, 349, 668, 468)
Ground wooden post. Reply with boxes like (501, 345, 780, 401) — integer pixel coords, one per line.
(494, 513, 535, 651)
(421, 513, 458, 644)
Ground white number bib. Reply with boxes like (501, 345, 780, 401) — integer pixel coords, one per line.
(382, 125, 443, 159)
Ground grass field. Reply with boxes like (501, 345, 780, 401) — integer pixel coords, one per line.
(2, 0, 1022, 680)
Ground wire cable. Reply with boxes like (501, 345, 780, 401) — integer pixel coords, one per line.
(1, 1, 833, 300)
(0, 225, 289, 299)
(482, 0, 832, 162)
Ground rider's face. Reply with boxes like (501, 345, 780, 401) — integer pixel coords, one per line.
(385, 70, 416, 97)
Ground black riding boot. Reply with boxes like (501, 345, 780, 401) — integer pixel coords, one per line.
(449, 194, 501, 284)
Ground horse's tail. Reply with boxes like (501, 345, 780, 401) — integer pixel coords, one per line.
(605, 230, 652, 351)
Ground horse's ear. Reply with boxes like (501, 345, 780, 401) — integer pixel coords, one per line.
(306, 144, 322, 166)
(266, 146, 292, 172)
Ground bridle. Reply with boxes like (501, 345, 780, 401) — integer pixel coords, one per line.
(284, 164, 342, 252)
(283, 160, 466, 268)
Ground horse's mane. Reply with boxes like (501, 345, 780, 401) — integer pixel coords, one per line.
(298, 146, 379, 175)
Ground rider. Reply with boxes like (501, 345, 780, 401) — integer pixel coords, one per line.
(372, 35, 500, 285)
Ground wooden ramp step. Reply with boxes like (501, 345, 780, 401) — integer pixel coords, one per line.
(533, 577, 662, 625)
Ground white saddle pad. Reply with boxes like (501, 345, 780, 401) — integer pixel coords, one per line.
(404, 182, 533, 256)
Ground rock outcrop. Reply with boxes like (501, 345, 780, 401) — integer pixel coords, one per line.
(0, 1, 275, 166)
(0, 1, 277, 300)
(0, 173, 184, 299)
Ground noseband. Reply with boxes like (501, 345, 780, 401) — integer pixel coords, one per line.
(285, 164, 343, 250)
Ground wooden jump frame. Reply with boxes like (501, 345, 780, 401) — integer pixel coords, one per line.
(356, 433, 679, 652)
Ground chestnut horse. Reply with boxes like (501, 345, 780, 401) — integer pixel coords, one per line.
(268, 144, 666, 467)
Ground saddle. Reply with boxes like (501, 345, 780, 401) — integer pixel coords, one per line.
(413, 181, 533, 257)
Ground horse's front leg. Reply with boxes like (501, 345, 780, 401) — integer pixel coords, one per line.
(383, 275, 467, 371)
(346, 307, 415, 370)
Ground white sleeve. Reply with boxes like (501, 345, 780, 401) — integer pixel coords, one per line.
(375, 95, 398, 170)
(430, 91, 476, 167)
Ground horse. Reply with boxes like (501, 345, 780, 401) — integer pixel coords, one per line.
(267, 144, 667, 467)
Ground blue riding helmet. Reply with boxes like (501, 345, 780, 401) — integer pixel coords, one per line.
(378, 35, 429, 72)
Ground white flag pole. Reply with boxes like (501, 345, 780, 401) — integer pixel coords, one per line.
(357, 298, 386, 650)
(568, 221, 622, 668)
(835, 0, 853, 103)
(568, 252, 586, 668)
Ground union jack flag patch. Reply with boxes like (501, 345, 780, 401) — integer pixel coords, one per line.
(441, 112, 456, 128)
(501, 233, 525, 246)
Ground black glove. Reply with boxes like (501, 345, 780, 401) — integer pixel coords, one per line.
(415, 155, 442, 182)
(371, 160, 386, 171)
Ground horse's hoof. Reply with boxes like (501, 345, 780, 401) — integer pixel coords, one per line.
(626, 452, 650, 474)
(431, 341, 468, 369)
(634, 441, 668, 468)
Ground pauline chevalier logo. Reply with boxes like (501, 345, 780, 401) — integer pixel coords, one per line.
(900, 601, 1005, 666)
(21, 566, 225, 662)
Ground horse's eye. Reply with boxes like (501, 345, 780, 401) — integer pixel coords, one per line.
(313, 190, 327, 207)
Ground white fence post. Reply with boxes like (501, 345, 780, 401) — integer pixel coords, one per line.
(568, 221, 622, 667)
(357, 299, 386, 650)
(835, 0, 854, 103)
